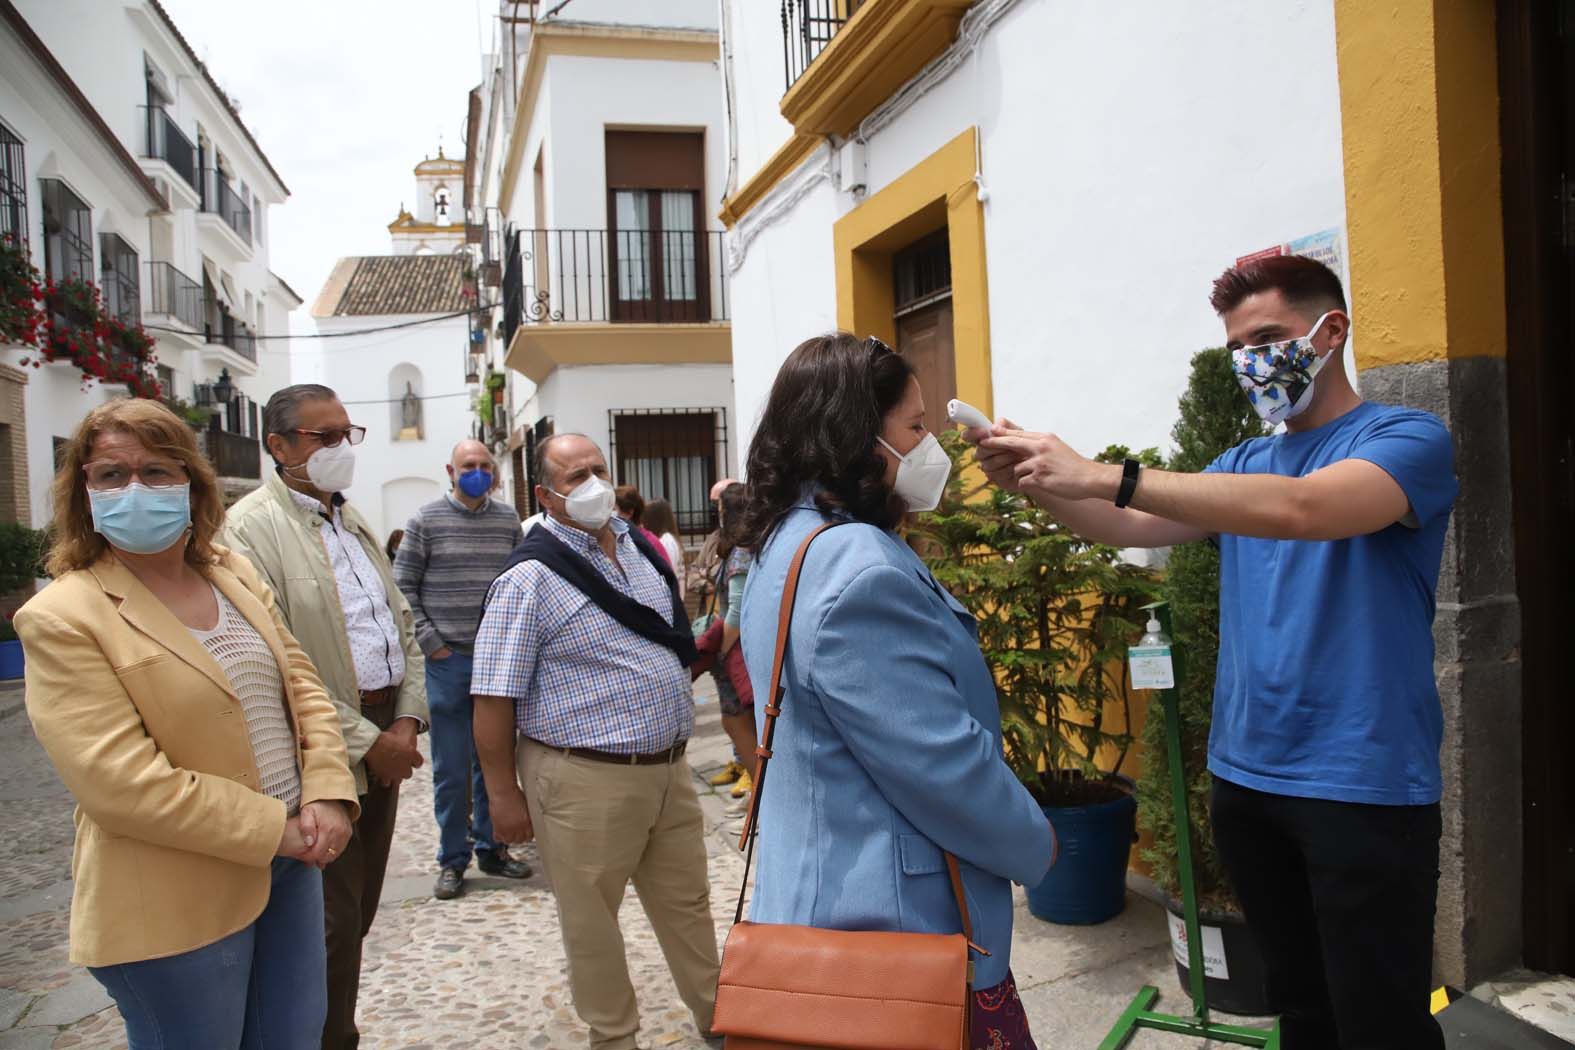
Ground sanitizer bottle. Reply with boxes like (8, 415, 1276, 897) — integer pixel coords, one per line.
(1128, 614, 1176, 691)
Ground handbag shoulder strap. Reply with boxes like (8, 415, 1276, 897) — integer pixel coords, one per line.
(732, 521, 976, 955)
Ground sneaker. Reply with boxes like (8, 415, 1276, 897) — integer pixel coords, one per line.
(433, 867, 464, 900)
(477, 846, 533, 879)
(707, 761, 745, 787)
(730, 768, 754, 799)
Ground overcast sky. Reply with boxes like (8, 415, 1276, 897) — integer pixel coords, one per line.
(156, 0, 493, 323)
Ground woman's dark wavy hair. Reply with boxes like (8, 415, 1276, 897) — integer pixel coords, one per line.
(739, 332, 913, 550)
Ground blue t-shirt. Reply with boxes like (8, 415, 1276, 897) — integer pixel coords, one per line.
(1205, 400, 1458, 806)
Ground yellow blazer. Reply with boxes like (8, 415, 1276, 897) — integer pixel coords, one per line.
(15, 545, 359, 967)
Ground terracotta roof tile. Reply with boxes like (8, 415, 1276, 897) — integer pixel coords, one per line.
(315, 255, 467, 317)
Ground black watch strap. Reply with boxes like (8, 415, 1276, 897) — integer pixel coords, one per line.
(1115, 458, 1141, 509)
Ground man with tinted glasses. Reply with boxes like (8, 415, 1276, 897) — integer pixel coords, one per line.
(222, 384, 429, 1050)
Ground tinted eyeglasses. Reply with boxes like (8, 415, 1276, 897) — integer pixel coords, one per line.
(289, 425, 367, 448)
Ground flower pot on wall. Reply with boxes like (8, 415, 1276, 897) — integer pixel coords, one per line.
(1025, 776, 1137, 925)
(1164, 898, 1273, 1016)
(0, 639, 23, 681)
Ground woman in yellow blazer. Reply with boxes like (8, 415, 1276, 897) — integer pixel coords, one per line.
(15, 398, 359, 1050)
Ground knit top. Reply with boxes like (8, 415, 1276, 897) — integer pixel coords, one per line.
(189, 587, 302, 814)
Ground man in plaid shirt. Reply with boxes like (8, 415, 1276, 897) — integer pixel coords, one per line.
(473, 433, 721, 1050)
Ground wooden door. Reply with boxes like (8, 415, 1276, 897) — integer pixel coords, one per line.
(896, 297, 956, 436)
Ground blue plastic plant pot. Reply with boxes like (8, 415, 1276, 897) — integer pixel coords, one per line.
(1025, 787, 1137, 925)
(0, 639, 22, 681)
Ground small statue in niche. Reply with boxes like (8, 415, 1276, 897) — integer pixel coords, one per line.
(398, 381, 422, 441)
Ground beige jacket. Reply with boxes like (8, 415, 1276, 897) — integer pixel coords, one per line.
(16, 548, 359, 966)
(221, 472, 427, 795)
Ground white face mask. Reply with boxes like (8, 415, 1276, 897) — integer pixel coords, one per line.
(878, 433, 950, 512)
(552, 475, 616, 530)
(299, 441, 356, 493)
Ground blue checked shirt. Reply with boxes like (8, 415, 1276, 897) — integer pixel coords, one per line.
(471, 515, 693, 753)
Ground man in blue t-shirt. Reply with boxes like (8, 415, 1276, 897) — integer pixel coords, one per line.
(972, 254, 1456, 1050)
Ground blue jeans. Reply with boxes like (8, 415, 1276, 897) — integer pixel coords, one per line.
(90, 857, 326, 1049)
(426, 649, 497, 870)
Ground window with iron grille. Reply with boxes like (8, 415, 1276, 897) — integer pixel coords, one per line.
(40, 179, 92, 284)
(608, 408, 727, 539)
(605, 132, 708, 323)
(523, 416, 555, 518)
(100, 234, 140, 324)
(0, 123, 25, 244)
(893, 228, 952, 315)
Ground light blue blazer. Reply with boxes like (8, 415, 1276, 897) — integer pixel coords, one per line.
(739, 498, 1055, 989)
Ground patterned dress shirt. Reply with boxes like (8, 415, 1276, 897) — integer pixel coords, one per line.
(287, 487, 403, 691)
(471, 515, 693, 753)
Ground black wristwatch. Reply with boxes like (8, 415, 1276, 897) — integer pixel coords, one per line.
(1114, 458, 1141, 509)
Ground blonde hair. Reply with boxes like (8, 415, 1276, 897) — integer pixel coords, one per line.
(47, 399, 225, 576)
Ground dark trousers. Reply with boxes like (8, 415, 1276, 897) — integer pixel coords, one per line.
(1209, 776, 1444, 1050)
(322, 702, 400, 1050)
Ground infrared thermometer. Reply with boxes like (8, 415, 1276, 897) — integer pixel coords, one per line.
(947, 398, 993, 437)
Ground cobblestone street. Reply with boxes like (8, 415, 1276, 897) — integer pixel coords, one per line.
(0, 678, 1233, 1049)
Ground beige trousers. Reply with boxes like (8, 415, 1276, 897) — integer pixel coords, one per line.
(519, 737, 721, 1050)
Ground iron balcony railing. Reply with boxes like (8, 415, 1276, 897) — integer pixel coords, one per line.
(204, 305, 257, 363)
(140, 106, 197, 190)
(199, 168, 253, 243)
(146, 261, 202, 330)
(502, 227, 729, 346)
(782, 0, 854, 91)
(205, 423, 261, 480)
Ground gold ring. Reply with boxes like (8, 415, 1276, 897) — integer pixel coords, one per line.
(327, 847, 337, 855)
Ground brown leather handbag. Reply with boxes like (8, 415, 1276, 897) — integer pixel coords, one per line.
(710, 523, 980, 1050)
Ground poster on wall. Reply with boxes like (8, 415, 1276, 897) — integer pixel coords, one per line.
(1235, 226, 1347, 284)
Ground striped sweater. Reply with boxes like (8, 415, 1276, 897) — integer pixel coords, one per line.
(394, 492, 522, 655)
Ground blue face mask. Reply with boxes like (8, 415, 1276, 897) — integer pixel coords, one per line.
(457, 468, 493, 499)
(88, 482, 192, 555)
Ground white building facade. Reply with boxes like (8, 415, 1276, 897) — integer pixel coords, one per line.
(469, 0, 738, 544)
(1, 0, 296, 527)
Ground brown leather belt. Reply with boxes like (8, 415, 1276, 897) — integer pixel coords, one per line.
(542, 738, 688, 766)
(360, 686, 395, 707)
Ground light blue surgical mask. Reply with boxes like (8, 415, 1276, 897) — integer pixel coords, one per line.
(88, 481, 192, 555)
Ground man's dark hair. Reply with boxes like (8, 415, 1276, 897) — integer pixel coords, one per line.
(738, 332, 914, 550)
(533, 432, 590, 492)
(262, 384, 338, 462)
(1209, 254, 1347, 318)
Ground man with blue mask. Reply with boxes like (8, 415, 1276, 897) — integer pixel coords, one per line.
(393, 439, 531, 901)
(223, 384, 430, 1050)
(974, 255, 1457, 1050)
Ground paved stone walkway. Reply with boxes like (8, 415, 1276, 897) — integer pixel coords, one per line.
(0, 677, 1258, 1049)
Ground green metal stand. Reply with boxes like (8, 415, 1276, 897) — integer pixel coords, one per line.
(1099, 602, 1280, 1049)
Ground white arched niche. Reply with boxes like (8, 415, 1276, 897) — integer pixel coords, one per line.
(383, 476, 443, 541)
(388, 362, 424, 440)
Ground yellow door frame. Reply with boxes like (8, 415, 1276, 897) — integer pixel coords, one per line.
(833, 127, 993, 418)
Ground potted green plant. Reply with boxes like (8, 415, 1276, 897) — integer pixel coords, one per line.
(0, 521, 46, 680)
(1135, 346, 1274, 1014)
(917, 433, 1160, 924)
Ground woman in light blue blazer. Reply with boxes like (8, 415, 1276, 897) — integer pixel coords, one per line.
(736, 333, 1057, 1049)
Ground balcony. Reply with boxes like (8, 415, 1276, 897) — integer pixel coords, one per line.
(146, 261, 203, 331)
(139, 106, 197, 192)
(204, 305, 257, 365)
(198, 168, 253, 250)
(204, 423, 261, 481)
(778, 0, 973, 136)
(502, 228, 732, 385)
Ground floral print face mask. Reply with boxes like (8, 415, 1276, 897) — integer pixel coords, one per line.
(1230, 311, 1334, 427)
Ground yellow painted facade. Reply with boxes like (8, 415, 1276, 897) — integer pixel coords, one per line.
(1334, 0, 1506, 369)
(833, 127, 993, 418)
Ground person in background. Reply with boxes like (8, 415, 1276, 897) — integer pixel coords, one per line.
(473, 433, 721, 1050)
(614, 485, 670, 565)
(710, 483, 756, 804)
(693, 477, 748, 792)
(738, 333, 1056, 1050)
(222, 384, 429, 1050)
(643, 499, 685, 602)
(17, 398, 358, 1049)
(394, 439, 533, 901)
(385, 529, 404, 563)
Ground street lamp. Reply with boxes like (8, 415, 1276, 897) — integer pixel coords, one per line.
(213, 368, 234, 404)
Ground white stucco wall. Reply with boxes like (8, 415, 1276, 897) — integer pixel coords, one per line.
(539, 1, 718, 32)
(723, 0, 1350, 461)
(311, 315, 474, 541)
